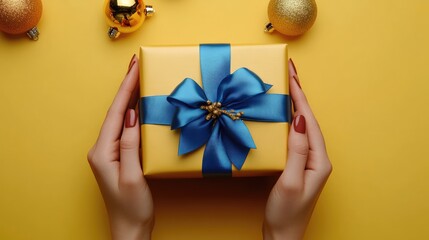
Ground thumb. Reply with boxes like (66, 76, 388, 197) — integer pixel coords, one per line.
(119, 108, 144, 187)
(281, 115, 309, 189)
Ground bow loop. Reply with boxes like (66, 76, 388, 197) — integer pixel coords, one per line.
(167, 78, 208, 129)
(217, 68, 267, 106)
(167, 78, 207, 108)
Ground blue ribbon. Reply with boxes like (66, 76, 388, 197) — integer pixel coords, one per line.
(140, 44, 291, 177)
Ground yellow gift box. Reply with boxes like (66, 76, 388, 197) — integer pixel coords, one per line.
(140, 44, 289, 178)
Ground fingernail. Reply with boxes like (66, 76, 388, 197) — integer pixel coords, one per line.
(294, 115, 306, 134)
(125, 109, 137, 128)
(293, 75, 302, 89)
(289, 58, 298, 76)
(127, 54, 136, 74)
(291, 98, 297, 113)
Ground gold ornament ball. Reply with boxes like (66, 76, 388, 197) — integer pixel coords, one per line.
(266, 0, 317, 36)
(104, 0, 154, 39)
(0, 0, 42, 38)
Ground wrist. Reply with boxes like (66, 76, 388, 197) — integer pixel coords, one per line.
(110, 217, 154, 240)
(263, 222, 304, 240)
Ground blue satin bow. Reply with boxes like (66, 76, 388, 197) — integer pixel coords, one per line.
(140, 44, 290, 177)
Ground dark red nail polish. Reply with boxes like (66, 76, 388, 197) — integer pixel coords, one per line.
(290, 58, 298, 75)
(127, 54, 136, 74)
(293, 75, 302, 89)
(128, 54, 136, 69)
(127, 60, 136, 75)
(294, 115, 306, 134)
(125, 109, 137, 128)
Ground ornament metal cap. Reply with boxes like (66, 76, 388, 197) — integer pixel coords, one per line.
(26, 26, 39, 40)
(264, 23, 275, 33)
(108, 27, 120, 39)
(144, 5, 154, 16)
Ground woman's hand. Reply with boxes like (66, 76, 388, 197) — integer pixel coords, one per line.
(263, 59, 332, 240)
(88, 55, 154, 240)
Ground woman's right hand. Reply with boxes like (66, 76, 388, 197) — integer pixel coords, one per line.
(263, 59, 332, 240)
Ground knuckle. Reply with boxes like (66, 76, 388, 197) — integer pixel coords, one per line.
(323, 160, 333, 176)
(278, 178, 303, 196)
(86, 147, 95, 162)
(289, 141, 309, 157)
(119, 175, 142, 189)
(87, 151, 105, 169)
(87, 147, 96, 165)
(318, 157, 333, 179)
(120, 138, 137, 150)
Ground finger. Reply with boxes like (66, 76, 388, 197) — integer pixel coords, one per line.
(288, 59, 332, 190)
(288, 59, 326, 153)
(279, 115, 309, 190)
(98, 55, 139, 148)
(128, 79, 140, 109)
(119, 108, 146, 189)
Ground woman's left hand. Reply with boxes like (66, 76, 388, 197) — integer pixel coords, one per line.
(87, 55, 154, 240)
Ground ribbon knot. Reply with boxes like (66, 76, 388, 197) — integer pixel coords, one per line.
(200, 101, 244, 121)
(140, 44, 290, 177)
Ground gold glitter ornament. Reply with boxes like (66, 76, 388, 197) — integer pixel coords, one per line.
(265, 0, 317, 36)
(104, 0, 154, 39)
(0, 0, 42, 40)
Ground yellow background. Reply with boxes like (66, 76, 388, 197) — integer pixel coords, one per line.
(0, 0, 428, 239)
